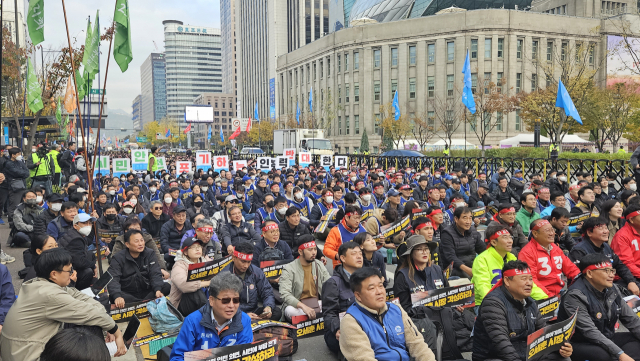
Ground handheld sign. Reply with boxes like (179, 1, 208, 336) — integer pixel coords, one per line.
(625, 295, 640, 317)
(260, 259, 293, 280)
(184, 337, 279, 361)
(258, 157, 271, 171)
(269, 157, 277, 169)
(568, 212, 590, 226)
(176, 161, 191, 175)
(410, 284, 475, 308)
(283, 148, 296, 166)
(335, 156, 348, 169)
(374, 214, 412, 244)
(276, 156, 289, 170)
(131, 149, 149, 171)
(212, 155, 228, 173)
(314, 208, 338, 233)
(155, 156, 167, 171)
(94, 156, 109, 176)
(291, 315, 325, 338)
(536, 295, 560, 322)
(361, 209, 375, 222)
(112, 158, 130, 178)
(320, 155, 332, 171)
(299, 152, 311, 167)
(232, 159, 247, 171)
(196, 151, 212, 172)
(109, 300, 151, 322)
(526, 310, 577, 361)
(187, 256, 232, 281)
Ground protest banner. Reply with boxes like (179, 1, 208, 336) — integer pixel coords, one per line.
(374, 214, 412, 244)
(184, 337, 278, 361)
(361, 209, 374, 222)
(109, 300, 151, 322)
(276, 156, 289, 170)
(526, 310, 577, 361)
(299, 152, 311, 167)
(212, 155, 228, 173)
(410, 284, 475, 308)
(260, 259, 293, 280)
(471, 206, 486, 219)
(112, 158, 130, 178)
(291, 315, 325, 338)
(536, 295, 560, 322)
(187, 256, 232, 281)
(176, 161, 191, 175)
(320, 155, 332, 171)
(196, 151, 212, 172)
(411, 208, 428, 220)
(155, 156, 167, 171)
(257, 157, 271, 171)
(335, 156, 348, 169)
(625, 295, 640, 317)
(386, 288, 396, 302)
(251, 320, 297, 332)
(232, 159, 247, 171)
(134, 332, 179, 347)
(131, 149, 149, 171)
(283, 148, 296, 166)
(94, 156, 109, 176)
(568, 212, 590, 226)
(314, 208, 338, 233)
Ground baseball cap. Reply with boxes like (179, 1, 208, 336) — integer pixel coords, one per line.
(180, 237, 205, 251)
(225, 195, 239, 203)
(173, 205, 187, 213)
(48, 193, 65, 203)
(73, 213, 96, 225)
(387, 189, 400, 197)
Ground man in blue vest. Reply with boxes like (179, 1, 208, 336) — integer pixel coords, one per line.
(339, 267, 435, 361)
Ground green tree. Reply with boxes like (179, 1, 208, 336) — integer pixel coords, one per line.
(360, 128, 369, 152)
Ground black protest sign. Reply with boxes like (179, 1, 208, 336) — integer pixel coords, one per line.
(471, 206, 486, 218)
(314, 208, 338, 233)
(133, 331, 179, 347)
(625, 295, 640, 317)
(97, 229, 120, 239)
(187, 256, 232, 281)
(184, 337, 278, 361)
(568, 212, 590, 226)
(386, 288, 396, 302)
(251, 320, 297, 332)
(291, 315, 325, 338)
(361, 209, 375, 222)
(410, 284, 474, 308)
(109, 300, 151, 322)
(526, 310, 576, 360)
(536, 296, 560, 322)
(260, 259, 293, 280)
(374, 214, 411, 243)
(411, 208, 428, 221)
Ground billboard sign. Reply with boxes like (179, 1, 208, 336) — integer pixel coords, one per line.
(185, 105, 214, 123)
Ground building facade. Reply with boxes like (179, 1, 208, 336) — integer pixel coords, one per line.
(132, 95, 142, 131)
(2, 0, 26, 47)
(277, 9, 611, 152)
(192, 93, 237, 147)
(140, 53, 167, 127)
(221, 0, 237, 97)
(163, 20, 222, 124)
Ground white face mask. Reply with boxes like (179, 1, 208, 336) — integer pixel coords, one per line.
(109, 190, 116, 196)
(362, 194, 371, 202)
(277, 207, 287, 215)
(378, 172, 385, 177)
(15, 155, 23, 161)
(559, 176, 567, 182)
(51, 203, 62, 212)
(78, 226, 92, 236)
(455, 201, 465, 208)
(36, 196, 43, 203)
(201, 186, 208, 192)
(164, 197, 173, 204)
(631, 184, 638, 191)
(325, 196, 334, 204)
(435, 174, 441, 179)
(295, 192, 303, 199)
(130, 199, 137, 206)
(150, 187, 157, 193)
(123, 208, 133, 214)
(350, 176, 357, 182)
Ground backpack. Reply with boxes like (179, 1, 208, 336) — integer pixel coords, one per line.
(259, 247, 285, 262)
(146, 297, 184, 334)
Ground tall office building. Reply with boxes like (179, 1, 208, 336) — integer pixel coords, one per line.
(220, 0, 237, 97)
(132, 95, 142, 131)
(163, 20, 222, 124)
(140, 53, 167, 127)
(1, 0, 26, 46)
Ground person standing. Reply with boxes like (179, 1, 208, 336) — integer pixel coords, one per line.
(59, 141, 76, 182)
(0, 145, 12, 224)
(4, 148, 30, 221)
(148, 146, 159, 175)
(48, 144, 62, 192)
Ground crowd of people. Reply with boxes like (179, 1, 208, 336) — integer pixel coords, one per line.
(0, 142, 638, 361)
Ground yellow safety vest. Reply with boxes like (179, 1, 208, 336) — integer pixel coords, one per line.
(617, 148, 626, 154)
(31, 153, 51, 178)
(149, 153, 158, 172)
(443, 148, 450, 155)
(48, 150, 61, 173)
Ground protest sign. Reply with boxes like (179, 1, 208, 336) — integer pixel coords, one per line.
(213, 156, 228, 173)
(314, 208, 338, 233)
(94, 156, 109, 176)
(625, 295, 640, 317)
(374, 214, 411, 243)
(283, 148, 296, 166)
(526, 310, 577, 361)
(536, 295, 560, 322)
(276, 156, 289, 170)
(260, 259, 293, 280)
(291, 315, 325, 338)
(155, 156, 167, 171)
(176, 161, 191, 174)
(251, 320, 297, 332)
(196, 151, 212, 172)
(232, 159, 247, 171)
(471, 206, 486, 219)
(299, 152, 311, 167)
(112, 158, 130, 178)
(257, 157, 271, 171)
(109, 300, 151, 322)
(320, 155, 332, 171)
(335, 156, 348, 169)
(187, 256, 232, 281)
(361, 209, 374, 222)
(568, 212, 590, 226)
(184, 337, 278, 361)
(131, 149, 149, 171)
(410, 284, 475, 308)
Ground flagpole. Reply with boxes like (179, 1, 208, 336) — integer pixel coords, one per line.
(60, 0, 101, 277)
(91, 18, 114, 175)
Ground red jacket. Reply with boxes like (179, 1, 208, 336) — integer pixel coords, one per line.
(611, 223, 640, 278)
(518, 239, 580, 297)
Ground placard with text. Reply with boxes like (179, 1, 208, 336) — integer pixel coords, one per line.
(112, 158, 130, 178)
(131, 149, 149, 171)
(176, 161, 192, 175)
(212, 155, 228, 173)
(196, 151, 212, 172)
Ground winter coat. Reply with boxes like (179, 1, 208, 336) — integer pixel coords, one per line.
(168, 251, 209, 309)
(220, 261, 276, 313)
(321, 265, 356, 337)
(611, 222, 640, 278)
(33, 208, 57, 236)
(111, 231, 167, 270)
(279, 258, 330, 312)
(488, 218, 528, 256)
(159, 219, 193, 254)
(251, 238, 294, 267)
(569, 236, 636, 286)
(107, 248, 165, 300)
(518, 239, 580, 297)
(141, 212, 170, 239)
(58, 228, 96, 272)
(278, 221, 311, 257)
(440, 224, 484, 278)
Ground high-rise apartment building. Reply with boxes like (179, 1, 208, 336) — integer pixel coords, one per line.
(140, 53, 167, 127)
(220, 0, 237, 98)
(132, 95, 142, 131)
(163, 20, 222, 125)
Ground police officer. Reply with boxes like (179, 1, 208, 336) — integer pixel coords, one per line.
(28, 144, 54, 195)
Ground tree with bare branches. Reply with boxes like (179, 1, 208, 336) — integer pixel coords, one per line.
(431, 91, 464, 150)
(380, 102, 412, 149)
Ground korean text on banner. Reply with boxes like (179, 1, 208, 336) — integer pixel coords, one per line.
(257, 157, 271, 171)
(276, 156, 289, 170)
(131, 149, 149, 171)
(94, 156, 109, 176)
(213, 156, 228, 172)
(320, 155, 332, 171)
(155, 157, 167, 171)
(232, 160, 247, 171)
(299, 152, 311, 167)
(196, 151, 212, 172)
(112, 158, 130, 178)
(176, 161, 191, 175)
(335, 156, 348, 169)
(283, 148, 296, 166)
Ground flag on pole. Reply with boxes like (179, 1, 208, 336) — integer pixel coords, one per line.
(555, 79, 582, 125)
(220, 126, 224, 142)
(254, 102, 259, 122)
(246, 118, 252, 132)
(76, 18, 92, 100)
(230, 126, 241, 140)
(165, 128, 171, 138)
(55, 98, 62, 123)
(392, 90, 400, 121)
(64, 75, 77, 113)
(309, 87, 313, 113)
(184, 124, 191, 133)
(461, 50, 477, 114)
(296, 102, 300, 124)
(26, 58, 44, 114)
(207, 126, 212, 140)
(83, 11, 100, 82)
(113, 0, 133, 72)
(27, 0, 44, 45)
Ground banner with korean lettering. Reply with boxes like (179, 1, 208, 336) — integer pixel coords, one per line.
(334, 156, 348, 169)
(260, 259, 293, 280)
(257, 157, 271, 171)
(176, 161, 191, 175)
(276, 156, 289, 170)
(109, 300, 150, 322)
(196, 151, 212, 172)
(212, 156, 228, 172)
(299, 151, 311, 167)
(283, 148, 296, 166)
(291, 315, 325, 338)
(320, 155, 332, 171)
(187, 256, 232, 281)
(184, 337, 278, 361)
(410, 284, 474, 308)
(232, 160, 247, 171)
(536, 295, 560, 322)
(112, 158, 130, 178)
(131, 149, 149, 171)
(155, 156, 167, 171)
(526, 310, 576, 361)
(94, 156, 109, 176)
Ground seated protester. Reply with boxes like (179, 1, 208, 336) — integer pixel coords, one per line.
(492, 176, 519, 205)
(621, 189, 639, 208)
(141, 200, 170, 239)
(289, 186, 315, 219)
(169, 237, 212, 316)
(33, 193, 64, 236)
(394, 235, 448, 317)
(159, 205, 193, 268)
(515, 192, 541, 235)
(340, 267, 436, 361)
(186, 194, 209, 224)
(354, 232, 387, 286)
(112, 218, 168, 278)
(535, 187, 552, 214)
(12, 189, 44, 247)
(547, 207, 578, 252)
(440, 206, 485, 278)
(0, 249, 127, 360)
(146, 181, 162, 202)
(601, 199, 624, 245)
(473, 224, 548, 309)
(322, 242, 364, 354)
(162, 187, 180, 217)
(426, 186, 446, 209)
(488, 204, 528, 256)
(472, 260, 573, 361)
(468, 182, 495, 208)
(540, 191, 566, 218)
(335, 193, 362, 224)
(234, 184, 254, 221)
(212, 195, 244, 233)
(373, 182, 387, 207)
(24, 234, 59, 283)
(399, 184, 414, 206)
(611, 204, 640, 279)
(96, 204, 126, 252)
(180, 217, 222, 260)
(220, 205, 260, 257)
(569, 217, 639, 295)
(412, 217, 442, 266)
(220, 241, 282, 321)
(324, 205, 367, 268)
(518, 219, 581, 297)
(47, 201, 78, 241)
(425, 206, 447, 242)
(570, 185, 601, 217)
(309, 188, 339, 231)
(558, 253, 640, 361)
(123, 194, 145, 219)
(254, 193, 277, 233)
(280, 235, 331, 322)
(364, 207, 403, 251)
(358, 187, 376, 212)
(381, 188, 405, 217)
(252, 220, 294, 267)
(58, 213, 97, 290)
(108, 229, 171, 307)
(169, 272, 253, 361)
(278, 207, 313, 258)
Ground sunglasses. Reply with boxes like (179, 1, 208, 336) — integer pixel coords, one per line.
(152, 207, 162, 210)
(215, 296, 241, 304)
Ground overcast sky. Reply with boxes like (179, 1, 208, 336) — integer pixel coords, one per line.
(37, 0, 221, 113)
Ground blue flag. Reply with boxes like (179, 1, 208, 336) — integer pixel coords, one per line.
(165, 128, 171, 138)
(461, 50, 476, 114)
(220, 126, 224, 142)
(309, 87, 313, 113)
(254, 101, 259, 122)
(296, 101, 300, 124)
(555, 79, 582, 125)
(208, 126, 212, 140)
(392, 90, 400, 121)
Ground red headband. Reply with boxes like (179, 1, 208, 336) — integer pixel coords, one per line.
(490, 229, 511, 241)
(499, 207, 516, 214)
(197, 227, 213, 233)
(374, 185, 384, 190)
(298, 241, 316, 251)
(569, 184, 581, 191)
(488, 268, 531, 294)
(415, 222, 433, 231)
(400, 185, 410, 190)
(626, 210, 640, 220)
(428, 188, 438, 194)
(345, 212, 361, 218)
(262, 223, 279, 232)
(584, 262, 612, 272)
(233, 250, 253, 261)
(532, 220, 550, 231)
(429, 209, 443, 216)
(325, 192, 333, 197)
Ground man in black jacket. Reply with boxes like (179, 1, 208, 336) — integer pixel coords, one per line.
(251, 178, 269, 212)
(220, 206, 260, 257)
(569, 217, 640, 295)
(278, 207, 312, 258)
(219, 241, 281, 321)
(558, 253, 640, 361)
(58, 213, 97, 290)
(159, 205, 192, 268)
(548, 207, 577, 252)
(440, 207, 484, 278)
(32, 193, 64, 236)
(59, 141, 76, 182)
(468, 183, 494, 208)
(322, 242, 363, 354)
(251, 220, 293, 266)
(0, 145, 11, 223)
(413, 176, 430, 203)
(473, 260, 573, 361)
(95, 204, 126, 252)
(108, 229, 170, 307)
(4, 148, 30, 219)
(491, 176, 518, 205)
(141, 200, 170, 239)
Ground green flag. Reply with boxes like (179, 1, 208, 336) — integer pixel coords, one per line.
(77, 18, 92, 100)
(56, 98, 62, 123)
(26, 59, 44, 114)
(113, 0, 132, 72)
(82, 10, 100, 81)
(76, 69, 88, 101)
(27, 0, 44, 45)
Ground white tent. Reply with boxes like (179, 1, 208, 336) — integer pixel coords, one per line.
(430, 139, 476, 147)
(500, 134, 550, 147)
(561, 134, 590, 143)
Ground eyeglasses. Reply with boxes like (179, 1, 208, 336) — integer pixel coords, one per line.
(215, 296, 241, 304)
(58, 266, 74, 274)
(594, 268, 616, 275)
(153, 207, 162, 210)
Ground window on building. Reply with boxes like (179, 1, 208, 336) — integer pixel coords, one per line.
(531, 73, 537, 91)
(532, 40, 539, 60)
(373, 146, 379, 153)
(338, 85, 342, 103)
(547, 41, 553, 61)
(374, 49, 381, 68)
(428, 111, 435, 128)
(409, 46, 417, 65)
(471, 39, 478, 59)
(346, 116, 350, 135)
(338, 55, 341, 72)
(589, 44, 594, 64)
(328, 58, 331, 75)
(576, 42, 583, 62)
(447, 41, 455, 61)
(214, 111, 220, 116)
(428, 76, 435, 98)
(354, 52, 360, 70)
(391, 48, 398, 66)
(375, 113, 381, 134)
(391, 79, 398, 99)
(355, 115, 360, 134)
(498, 38, 504, 58)
(496, 112, 503, 131)
(313, 63, 316, 80)
(485, 38, 492, 59)
(345, 53, 349, 71)
(484, 72, 491, 94)
(320, 61, 323, 78)
(515, 110, 521, 131)
(374, 81, 380, 101)
(345, 147, 349, 153)
(447, 75, 454, 97)
(354, 83, 360, 102)
(338, 116, 342, 135)
(409, 78, 416, 99)
(516, 73, 522, 93)
(483, 113, 491, 131)
(222, 111, 227, 116)
(428, 44, 435, 63)
(471, 73, 477, 93)
(215, 102, 219, 108)
(517, 39, 523, 59)
(561, 42, 567, 61)
(345, 84, 350, 103)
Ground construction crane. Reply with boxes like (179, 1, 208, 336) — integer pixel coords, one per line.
(153, 40, 159, 52)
